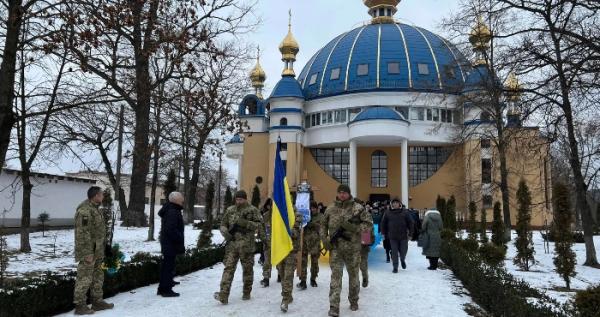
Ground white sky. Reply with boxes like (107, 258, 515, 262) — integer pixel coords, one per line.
(10, 0, 463, 187)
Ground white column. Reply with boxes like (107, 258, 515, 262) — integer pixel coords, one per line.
(401, 139, 409, 207)
(349, 140, 358, 197)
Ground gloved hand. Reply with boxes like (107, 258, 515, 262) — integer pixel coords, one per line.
(323, 239, 332, 251)
(104, 244, 113, 258)
(340, 221, 358, 233)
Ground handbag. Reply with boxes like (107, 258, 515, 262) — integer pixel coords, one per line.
(361, 229, 373, 246)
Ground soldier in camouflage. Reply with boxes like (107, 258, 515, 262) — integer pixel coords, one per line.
(321, 184, 373, 317)
(297, 201, 323, 289)
(279, 210, 303, 313)
(73, 186, 114, 315)
(214, 190, 263, 304)
(259, 198, 277, 287)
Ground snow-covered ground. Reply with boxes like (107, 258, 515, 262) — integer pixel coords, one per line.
(504, 231, 600, 305)
(57, 241, 475, 317)
(3, 216, 223, 277)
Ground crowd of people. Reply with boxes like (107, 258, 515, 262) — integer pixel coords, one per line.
(70, 185, 444, 317)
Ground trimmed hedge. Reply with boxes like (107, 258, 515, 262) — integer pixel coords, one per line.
(573, 284, 600, 317)
(441, 240, 568, 317)
(0, 246, 226, 317)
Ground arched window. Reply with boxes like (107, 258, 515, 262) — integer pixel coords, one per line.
(371, 150, 387, 188)
(280, 117, 288, 126)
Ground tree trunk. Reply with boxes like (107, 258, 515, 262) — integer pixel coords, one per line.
(185, 138, 207, 225)
(19, 172, 32, 252)
(498, 133, 512, 242)
(147, 110, 161, 241)
(98, 144, 129, 222)
(0, 0, 24, 172)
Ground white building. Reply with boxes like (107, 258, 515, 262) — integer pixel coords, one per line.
(0, 169, 97, 228)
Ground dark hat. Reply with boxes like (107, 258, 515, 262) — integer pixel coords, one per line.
(391, 198, 401, 204)
(310, 201, 318, 208)
(337, 184, 351, 194)
(234, 190, 247, 199)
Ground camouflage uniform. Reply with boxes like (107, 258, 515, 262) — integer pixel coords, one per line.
(73, 200, 106, 305)
(321, 198, 373, 313)
(299, 211, 323, 283)
(280, 212, 303, 310)
(261, 207, 274, 281)
(360, 225, 375, 286)
(216, 202, 262, 301)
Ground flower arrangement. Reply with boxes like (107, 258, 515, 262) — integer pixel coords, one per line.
(102, 244, 125, 276)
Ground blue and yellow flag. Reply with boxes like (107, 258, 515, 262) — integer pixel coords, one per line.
(271, 140, 295, 266)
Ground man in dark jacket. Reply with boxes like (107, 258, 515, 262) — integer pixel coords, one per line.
(157, 192, 185, 297)
(381, 199, 414, 273)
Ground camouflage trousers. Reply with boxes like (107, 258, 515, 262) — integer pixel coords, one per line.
(73, 258, 104, 305)
(329, 246, 361, 309)
(299, 248, 320, 282)
(360, 245, 370, 282)
(218, 244, 254, 299)
(262, 240, 273, 279)
(279, 251, 297, 303)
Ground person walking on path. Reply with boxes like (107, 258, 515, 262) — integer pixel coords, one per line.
(73, 186, 114, 315)
(321, 184, 373, 317)
(421, 209, 443, 270)
(297, 201, 323, 289)
(157, 192, 186, 297)
(214, 190, 263, 304)
(279, 211, 303, 312)
(260, 198, 276, 287)
(381, 199, 414, 273)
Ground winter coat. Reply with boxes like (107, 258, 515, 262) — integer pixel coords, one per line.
(381, 208, 414, 241)
(158, 202, 185, 256)
(410, 209, 422, 241)
(421, 210, 443, 258)
(74, 200, 107, 262)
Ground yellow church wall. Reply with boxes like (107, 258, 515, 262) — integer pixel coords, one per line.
(409, 146, 467, 212)
(356, 147, 402, 202)
(303, 148, 342, 206)
(240, 133, 270, 200)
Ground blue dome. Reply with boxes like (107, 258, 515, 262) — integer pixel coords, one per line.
(463, 64, 502, 93)
(351, 106, 405, 123)
(270, 76, 305, 99)
(227, 134, 243, 144)
(298, 23, 467, 100)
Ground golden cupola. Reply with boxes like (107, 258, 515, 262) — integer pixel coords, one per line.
(279, 10, 300, 77)
(505, 72, 522, 104)
(250, 47, 266, 98)
(364, 0, 400, 24)
(469, 16, 492, 65)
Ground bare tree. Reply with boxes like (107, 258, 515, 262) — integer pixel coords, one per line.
(498, 0, 600, 267)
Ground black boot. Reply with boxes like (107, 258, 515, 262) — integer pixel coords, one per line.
(386, 250, 390, 263)
(427, 257, 436, 270)
(310, 278, 317, 287)
(277, 275, 281, 283)
(260, 278, 269, 287)
(432, 257, 439, 270)
(296, 280, 307, 290)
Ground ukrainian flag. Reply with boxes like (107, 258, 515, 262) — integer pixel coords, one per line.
(271, 140, 295, 266)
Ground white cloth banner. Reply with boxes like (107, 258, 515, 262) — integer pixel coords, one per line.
(295, 192, 311, 227)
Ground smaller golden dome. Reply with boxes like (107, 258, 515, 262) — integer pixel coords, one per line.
(469, 16, 492, 51)
(250, 47, 266, 88)
(279, 10, 299, 62)
(505, 72, 522, 102)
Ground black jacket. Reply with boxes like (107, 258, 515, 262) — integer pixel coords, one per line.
(158, 202, 185, 256)
(381, 208, 414, 241)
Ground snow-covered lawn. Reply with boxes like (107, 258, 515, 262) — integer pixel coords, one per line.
(57, 241, 475, 317)
(504, 231, 600, 305)
(3, 217, 223, 277)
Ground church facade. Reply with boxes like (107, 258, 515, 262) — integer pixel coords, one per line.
(226, 0, 552, 227)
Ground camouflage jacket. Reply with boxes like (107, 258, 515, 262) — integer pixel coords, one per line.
(220, 202, 263, 252)
(303, 212, 323, 253)
(290, 211, 303, 252)
(260, 207, 272, 242)
(321, 198, 373, 250)
(74, 200, 106, 262)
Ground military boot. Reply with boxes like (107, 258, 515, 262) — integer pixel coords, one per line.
(91, 300, 114, 311)
(277, 274, 281, 283)
(260, 278, 269, 287)
(242, 293, 251, 300)
(350, 302, 359, 311)
(328, 306, 339, 317)
(310, 278, 317, 287)
(362, 278, 368, 288)
(296, 280, 307, 290)
(213, 292, 228, 305)
(280, 300, 289, 313)
(74, 305, 95, 315)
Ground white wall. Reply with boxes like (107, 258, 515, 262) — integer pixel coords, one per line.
(0, 172, 94, 227)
